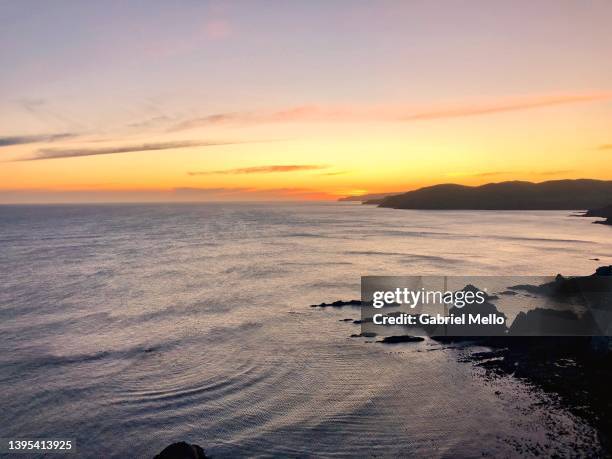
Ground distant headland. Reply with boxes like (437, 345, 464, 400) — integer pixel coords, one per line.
(338, 192, 399, 203)
(340, 179, 612, 210)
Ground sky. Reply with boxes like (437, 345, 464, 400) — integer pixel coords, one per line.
(1, 0, 611, 203)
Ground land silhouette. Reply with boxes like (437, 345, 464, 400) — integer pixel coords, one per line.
(341, 179, 612, 210)
(338, 192, 399, 203)
(583, 204, 612, 225)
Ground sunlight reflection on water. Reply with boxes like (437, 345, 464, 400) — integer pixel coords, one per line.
(0, 203, 609, 457)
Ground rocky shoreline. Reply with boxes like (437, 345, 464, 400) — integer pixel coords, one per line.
(462, 336, 612, 454)
(315, 266, 612, 453)
(583, 204, 612, 226)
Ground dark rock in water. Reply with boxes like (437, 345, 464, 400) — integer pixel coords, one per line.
(583, 204, 612, 218)
(355, 317, 373, 324)
(311, 299, 362, 308)
(509, 308, 602, 336)
(350, 332, 377, 338)
(582, 204, 612, 225)
(430, 335, 493, 344)
(510, 266, 612, 297)
(506, 266, 612, 334)
(379, 335, 425, 344)
(154, 442, 208, 459)
(444, 285, 508, 336)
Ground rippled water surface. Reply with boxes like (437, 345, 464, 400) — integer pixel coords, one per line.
(1, 203, 611, 457)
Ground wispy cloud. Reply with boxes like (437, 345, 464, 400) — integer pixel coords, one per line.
(598, 144, 612, 150)
(170, 92, 612, 130)
(127, 115, 174, 129)
(472, 171, 512, 177)
(14, 140, 244, 161)
(536, 169, 576, 176)
(18, 97, 46, 114)
(0, 133, 76, 147)
(16, 97, 86, 129)
(449, 169, 577, 178)
(397, 93, 611, 121)
(188, 164, 329, 175)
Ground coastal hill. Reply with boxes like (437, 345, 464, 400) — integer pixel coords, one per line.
(339, 192, 399, 203)
(369, 179, 612, 210)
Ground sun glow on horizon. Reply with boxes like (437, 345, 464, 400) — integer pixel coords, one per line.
(1, 2, 611, 203)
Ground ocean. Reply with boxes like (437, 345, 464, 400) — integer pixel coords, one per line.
(1, 202, 611, 457)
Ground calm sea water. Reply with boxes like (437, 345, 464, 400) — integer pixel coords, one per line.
(1, 203, 611, 458)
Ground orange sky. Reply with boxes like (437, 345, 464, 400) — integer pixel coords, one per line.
(1, 2, 611, 203)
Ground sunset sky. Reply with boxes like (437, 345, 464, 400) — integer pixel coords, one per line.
(1, 0, 611, 203)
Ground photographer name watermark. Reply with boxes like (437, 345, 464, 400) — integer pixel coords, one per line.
(361, 275, 612, 337)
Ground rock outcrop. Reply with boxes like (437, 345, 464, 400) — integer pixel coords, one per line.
(154, 442, 208, 459)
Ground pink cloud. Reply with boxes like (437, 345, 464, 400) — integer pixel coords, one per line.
(170, 91, 612, 130)
(205, 20, 231, 40)
(188, 164, 329, 175)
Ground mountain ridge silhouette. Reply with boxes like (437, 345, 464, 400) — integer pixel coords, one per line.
(367, 179, 612, 210)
